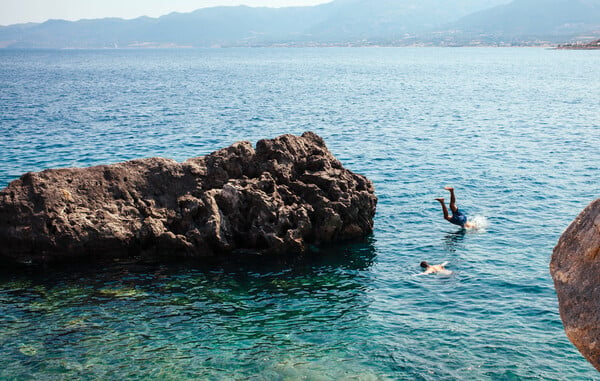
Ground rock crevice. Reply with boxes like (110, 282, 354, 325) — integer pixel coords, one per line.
(0, 132, 377, 264)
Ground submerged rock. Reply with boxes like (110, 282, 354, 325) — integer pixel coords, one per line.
(0, 132, 377, 264)
(550, 198, 600, 371)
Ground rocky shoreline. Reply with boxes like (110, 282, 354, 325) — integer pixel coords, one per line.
(0, 132, 377, 265)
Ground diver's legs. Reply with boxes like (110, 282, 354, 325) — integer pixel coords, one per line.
(435, 198, 451, 221)
(445, 187, 458, 214)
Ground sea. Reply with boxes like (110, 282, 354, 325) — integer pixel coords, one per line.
(0, 47, 599, 380)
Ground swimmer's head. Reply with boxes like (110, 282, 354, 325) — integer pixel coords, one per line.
(420, 261, 429, 269)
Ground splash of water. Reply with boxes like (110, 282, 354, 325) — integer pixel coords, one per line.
(467, 215, 489, 231)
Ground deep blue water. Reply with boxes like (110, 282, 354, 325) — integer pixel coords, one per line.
(1, 48, 599, 379)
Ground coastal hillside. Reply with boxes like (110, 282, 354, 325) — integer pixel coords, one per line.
(449, 0, 600, 42)
(0, 0, 599, 47)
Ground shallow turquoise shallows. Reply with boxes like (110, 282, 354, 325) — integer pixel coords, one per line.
(1, 48, 599, 380)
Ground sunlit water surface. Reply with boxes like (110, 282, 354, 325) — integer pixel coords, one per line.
(1, 48, 599, 379)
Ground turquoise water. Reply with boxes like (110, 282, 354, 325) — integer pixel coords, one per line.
(1, 48, 599, 379)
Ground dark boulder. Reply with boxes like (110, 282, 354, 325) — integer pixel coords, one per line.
(550, 198, 600, 371)
(0, 132, 377, 264)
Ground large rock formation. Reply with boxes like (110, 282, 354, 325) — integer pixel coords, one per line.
(551, 198, 600, 371)
(0, 132, 377, 265)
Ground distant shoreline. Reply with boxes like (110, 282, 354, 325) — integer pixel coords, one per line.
(556, 39, 600, 50)
(0, 43, 564, 50)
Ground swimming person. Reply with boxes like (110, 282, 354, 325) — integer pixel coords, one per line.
(435, 186, 473, 228)
(418, 261, 452, 276)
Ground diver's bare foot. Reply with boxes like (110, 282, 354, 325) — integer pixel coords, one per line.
(435, 198, 444, 203)
(444, 186, 454, 191)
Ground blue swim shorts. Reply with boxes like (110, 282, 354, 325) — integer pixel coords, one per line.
(449, 210, 467, 227)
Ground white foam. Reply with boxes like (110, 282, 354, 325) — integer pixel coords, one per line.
(467, 215, 489, 231)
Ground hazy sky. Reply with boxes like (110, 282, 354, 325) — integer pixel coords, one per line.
(1, 0, 333, 26)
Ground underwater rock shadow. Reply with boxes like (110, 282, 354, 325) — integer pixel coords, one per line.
(0, 235, 378, 282)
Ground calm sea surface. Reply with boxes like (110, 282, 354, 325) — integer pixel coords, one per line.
(1, 48, 599, 379)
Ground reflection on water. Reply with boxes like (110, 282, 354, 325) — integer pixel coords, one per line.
(442, 229, 466, 253)
(0, 238, 385, 379)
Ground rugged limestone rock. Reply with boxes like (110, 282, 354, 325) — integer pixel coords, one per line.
(0, 132, 377, 264)
(551, 198, 600, 371)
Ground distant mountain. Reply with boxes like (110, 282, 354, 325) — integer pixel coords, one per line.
(300, 0, 511, 41)
(449, 0, 600, 42)
(0, 0, 598, 48)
